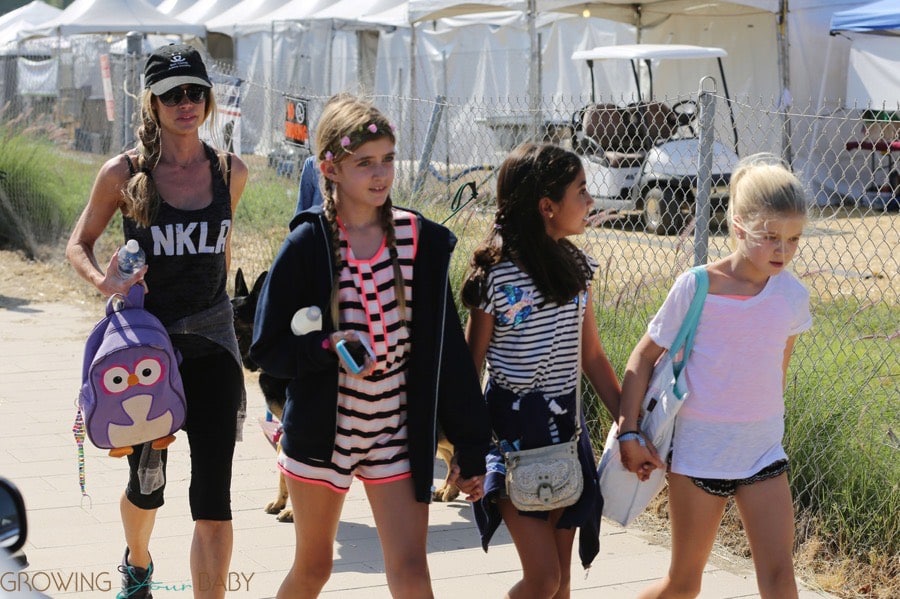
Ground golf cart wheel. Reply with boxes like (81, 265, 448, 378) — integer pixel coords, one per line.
(643, 187, 682, 235)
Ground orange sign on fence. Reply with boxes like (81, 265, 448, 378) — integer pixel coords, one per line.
(285, 96, 309, 147)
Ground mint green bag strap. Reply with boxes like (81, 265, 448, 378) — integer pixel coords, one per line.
(669, 266, 709, 381)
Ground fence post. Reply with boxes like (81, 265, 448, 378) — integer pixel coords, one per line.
(124, 31, 142, 151)
(694, 77, 717, 266)
(412, 96, 446, 196)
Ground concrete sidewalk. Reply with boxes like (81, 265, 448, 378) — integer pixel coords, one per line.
(0, 301, 836, 598)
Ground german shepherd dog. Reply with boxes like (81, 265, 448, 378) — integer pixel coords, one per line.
(232, 269, 459, 522)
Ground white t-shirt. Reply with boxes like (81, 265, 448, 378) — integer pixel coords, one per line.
(648, 269, 812, 479)
(480, 257, 597, 396)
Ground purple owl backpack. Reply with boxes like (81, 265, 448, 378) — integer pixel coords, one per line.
(74, 284, 187, 460)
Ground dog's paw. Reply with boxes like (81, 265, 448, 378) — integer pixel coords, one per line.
(276, 508, 294, 522)
(265, 498, 286, 514)
(432, 483, 460, 503)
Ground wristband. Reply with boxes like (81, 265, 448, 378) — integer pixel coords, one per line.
(616, 429, 641, 439)
(617, 431, 646, 446)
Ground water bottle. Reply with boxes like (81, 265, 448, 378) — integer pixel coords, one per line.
(291, 305, 322, 335)
(137, 443, 164, 494)
(117, 239, 145, 277)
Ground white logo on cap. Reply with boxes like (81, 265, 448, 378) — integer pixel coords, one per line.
(168, 53, 189, 70)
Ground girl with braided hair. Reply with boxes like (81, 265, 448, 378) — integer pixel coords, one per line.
(250, 93, 491, 598)
(462, 143, 621, 597)
(67, 44, 248, 599)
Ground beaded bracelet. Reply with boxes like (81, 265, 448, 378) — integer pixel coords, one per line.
(617, 431, 646, 446)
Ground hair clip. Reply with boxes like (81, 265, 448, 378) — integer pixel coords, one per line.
(329, 121, 395, 159)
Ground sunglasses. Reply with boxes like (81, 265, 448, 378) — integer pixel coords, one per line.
(157, 86, 207, 107)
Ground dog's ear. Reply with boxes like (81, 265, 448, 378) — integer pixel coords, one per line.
(235, 268, 248, 297)
(251, 271, 268, 298)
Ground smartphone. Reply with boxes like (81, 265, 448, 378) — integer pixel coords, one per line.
(335, 336, 376, 375)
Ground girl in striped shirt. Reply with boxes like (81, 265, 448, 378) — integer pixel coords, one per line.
(251, 94, 491, 598)
(462, 143, 621, 597)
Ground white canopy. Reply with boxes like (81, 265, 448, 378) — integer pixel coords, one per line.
(571, 44, 727, 62)
(206, 0, 290, 35)
(407, 1, 525, 23)
(20, 0, 206, 39)
(308, 0, 408, 26)
(0, 0, 62, 48)
(542, 0, 778, 24)
(177, 0, 243, 24)
(830, 0, 900, 109)
(156, 0, 196, 15)
(247, 0, 334, 27)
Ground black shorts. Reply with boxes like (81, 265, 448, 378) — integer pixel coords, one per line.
(126, 348, 242, 520)
(690, 459, 789, 498)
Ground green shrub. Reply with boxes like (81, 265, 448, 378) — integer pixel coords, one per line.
(0, 116, 99, 257)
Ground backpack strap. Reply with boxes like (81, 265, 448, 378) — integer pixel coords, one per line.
(106, 284, 146, 316)
(122, 153, 136, 177)
(669, 266, 710, 381)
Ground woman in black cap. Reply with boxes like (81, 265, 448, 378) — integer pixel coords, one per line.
(66, 43, 248, 599)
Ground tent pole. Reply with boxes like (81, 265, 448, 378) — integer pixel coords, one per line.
(409, 23, 417, 185)
(528, 0, 540, 140)
(778, 0, 793, 164)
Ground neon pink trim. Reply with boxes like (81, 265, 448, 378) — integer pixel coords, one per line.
(336, 216, 386, 265)
(357, 472, 412, 485)
(720, 294, 752, 300)
(277, 463, 350, 494)
(395, 209, 419, 257)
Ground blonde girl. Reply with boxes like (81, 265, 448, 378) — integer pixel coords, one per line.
(619, 154, 812, 599)
(249, 94, 491, 599)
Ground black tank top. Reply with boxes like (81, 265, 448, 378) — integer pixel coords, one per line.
(123, 143, 232, 326)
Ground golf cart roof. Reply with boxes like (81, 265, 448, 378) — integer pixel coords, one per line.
(571, 44, 728, 63)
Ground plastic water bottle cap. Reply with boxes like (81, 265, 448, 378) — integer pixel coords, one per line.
(125, 239, 140, 253)
(291, 306, 322, 335)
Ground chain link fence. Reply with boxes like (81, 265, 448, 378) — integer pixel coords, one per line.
(2, 49, 898, 594)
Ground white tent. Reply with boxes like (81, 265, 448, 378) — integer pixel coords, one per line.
(20, 0, 206, 39)
(830, 0, 900, 109)
(407, 1, 525, 22)
(0, 1, 62, 50)
(177, 0, 243, 26)
(219, 0, 409, 153)
(799, 0, 900, 205)
(156, 0, 196, 16)
(206, 0, 290, 35)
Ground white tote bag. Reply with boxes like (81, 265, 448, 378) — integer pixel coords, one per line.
(597, 267, 709, 527)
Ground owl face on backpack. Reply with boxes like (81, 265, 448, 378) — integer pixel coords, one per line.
(87, 345, 185, 450)
(79, 286, 187, 456)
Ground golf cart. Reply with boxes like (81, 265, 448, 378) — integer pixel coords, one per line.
(570, 44, 741, 234)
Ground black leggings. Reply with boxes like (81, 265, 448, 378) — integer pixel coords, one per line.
(126, 349, 242, 520)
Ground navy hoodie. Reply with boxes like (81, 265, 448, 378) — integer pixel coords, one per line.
(250, 206, 491, 502)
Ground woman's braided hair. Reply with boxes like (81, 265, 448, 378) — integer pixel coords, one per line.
(122, 88, 219, 227)
(461, 142, 591, 308)
(315, 94, 403, 327)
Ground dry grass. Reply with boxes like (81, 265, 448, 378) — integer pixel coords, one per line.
(630, 489, 900, 599)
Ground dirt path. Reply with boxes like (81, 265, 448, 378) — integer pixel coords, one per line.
(0, 249, 102, 309)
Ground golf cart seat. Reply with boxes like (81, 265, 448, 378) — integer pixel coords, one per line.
(581, 102, 677, 167)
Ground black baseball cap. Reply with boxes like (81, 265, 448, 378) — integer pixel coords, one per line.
(144, 44, 211, 96)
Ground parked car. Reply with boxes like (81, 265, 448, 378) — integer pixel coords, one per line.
(570, 44, 741, 234)
(1, 477, 49, 598)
